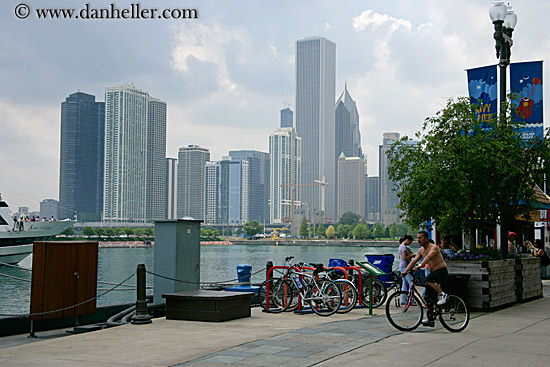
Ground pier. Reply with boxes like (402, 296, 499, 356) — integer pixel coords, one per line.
(1, 281, 549, 366)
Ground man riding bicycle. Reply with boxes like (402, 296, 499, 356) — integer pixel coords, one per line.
(402, 230, 448, 326)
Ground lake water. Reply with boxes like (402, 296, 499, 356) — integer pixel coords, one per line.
(0, 243, 409, 316)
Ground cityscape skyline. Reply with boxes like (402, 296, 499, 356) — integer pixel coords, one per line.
(2, 1, 549, 210)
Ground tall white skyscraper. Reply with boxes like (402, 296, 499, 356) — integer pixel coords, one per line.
(165, 158, 177, 219)
(295, 37, 336, 220)
(177, 145, 210, 220)
(269, 127, 302, 224)
(103, 84, 150, 223)
(337, 154, 365, 220)
(147, 97, 167, 221)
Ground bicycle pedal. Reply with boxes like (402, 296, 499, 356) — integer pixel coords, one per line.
(422, 320, 435, 327)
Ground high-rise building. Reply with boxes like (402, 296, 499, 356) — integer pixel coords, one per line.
(280, 107, 293, 128)
(40, 199, 59, 220)
(177, 145, 210, 220)
(146, 97, 167, 220)
(165, 158, 177, 219)
(337, 154, 365, 220)
(103, 84, 165, 223)
(204, 161, 221, 224)
(219, 158, 249, 224)
(59, 92, 105, 221)
(229, 150, 269, 224)
(365, 176, 380, 222)
(295, 37, 336, 220)
(269, 127, 302, 224)
(380, 132, 401, 226)
(335, 84, 362, 159)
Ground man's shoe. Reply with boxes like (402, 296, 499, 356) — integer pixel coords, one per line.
(437, 292, 448, 305)
(422, 318, 435, 327)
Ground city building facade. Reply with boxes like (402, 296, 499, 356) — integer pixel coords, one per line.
(379, 132, 401, 226)
(295, 37, 336, 221)
(177, 145, 210, 220)
(59, 92, 105, 221)
(337, 155, 365, 220)
(165, 158, 177, 219)
(40, 199, 59, 220)
(269, 127, 302, 224)
(146, 97, 167, 221)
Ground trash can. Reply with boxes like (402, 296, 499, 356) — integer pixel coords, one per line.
(446, 274, 470, 301)
(365, 254, 394, 283)
(237, 264, 252, 283)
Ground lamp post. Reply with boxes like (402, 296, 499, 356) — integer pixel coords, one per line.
(489, 1, 517, 256)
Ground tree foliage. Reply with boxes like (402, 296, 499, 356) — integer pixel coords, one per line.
(326, 225, 336, 238)
(243, 221, 263, 237)
(299, 217, 309, 238)
(373, 223, 384, 239)
(388, 97, 550, 236)
(338, 212, 361, 226)
(317, 224, 326, 237)
(352, 223, 370, 239)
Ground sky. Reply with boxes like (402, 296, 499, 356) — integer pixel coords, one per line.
(1, 0, 550, 211)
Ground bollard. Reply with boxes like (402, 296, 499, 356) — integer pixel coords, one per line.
(132, 264, 152, 324)
(266, 261, 273, 280)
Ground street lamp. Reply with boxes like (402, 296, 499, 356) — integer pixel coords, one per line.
(489, 1, 517, 256)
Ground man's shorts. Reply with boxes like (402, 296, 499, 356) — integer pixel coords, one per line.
(424, 267, 448, 304)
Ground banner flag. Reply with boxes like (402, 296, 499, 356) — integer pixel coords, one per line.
(510, 61, 543, 141)
(467, 65, 498, 127)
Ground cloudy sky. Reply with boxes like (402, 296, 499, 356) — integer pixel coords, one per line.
(1, 0, 549, 210)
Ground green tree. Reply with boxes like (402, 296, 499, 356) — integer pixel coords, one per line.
(373, 223, 384, 239)
(317, 224, 326, 238)
(352, 223, 370, 239)
(113, 227, 123, 237)
(61, 227, 75, 236)
(123, 227, 134, 237)
(397, 223, 410, 238)
(336, 224, 353, 239)
(82, 227, 95, 237)
(134, 228, 144, 238)
(143, 228, 154, 237)
(388, 97, 550, 253)
(243, 221, 263, 237)
(338, 212, 361, 226)
(389, 223, 399, 238)
(299, 217, 309, 238)
(95, 227, 105, 238)
(326, 225, 336, 238)
(104, 227, 115, 238)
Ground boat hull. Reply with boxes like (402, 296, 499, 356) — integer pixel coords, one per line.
(0, 244, 33, 264)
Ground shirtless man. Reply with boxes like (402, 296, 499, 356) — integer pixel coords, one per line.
(402, 230, 449, 312)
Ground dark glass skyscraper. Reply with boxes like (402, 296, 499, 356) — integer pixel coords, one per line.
(280, 107, 293, 128)
(59, 92, 105, 220)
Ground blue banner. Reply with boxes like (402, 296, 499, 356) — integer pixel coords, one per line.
(510, 61, 543, 141)
(467, 65, 498, 126)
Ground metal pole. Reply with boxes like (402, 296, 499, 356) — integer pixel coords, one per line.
(132, 263, 152, 324)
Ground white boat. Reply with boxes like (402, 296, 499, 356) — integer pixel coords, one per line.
(0, 195, 74, 265)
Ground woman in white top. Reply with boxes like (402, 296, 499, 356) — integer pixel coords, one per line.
(398, 234, 415, 303)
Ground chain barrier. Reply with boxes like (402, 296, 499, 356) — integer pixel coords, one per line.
(146, 266, 267, 286)
(0, 271, 137, 318)
(0, 261, 32, 271)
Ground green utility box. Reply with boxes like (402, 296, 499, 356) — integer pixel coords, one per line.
(154, 219, 203, 303)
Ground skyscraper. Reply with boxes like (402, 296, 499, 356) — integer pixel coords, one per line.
(365, 176, 380, 222)
(380, 132, 400, 226)
(229, 150, 269, 224)
(335, 85, 362, 159)
(337, 154, 365, 220)
(59, 92, 104, 220)
(177, 145, 210, 220)
(204, 161, 220, 224)
(269, 127, 302, 224)
(165, 158, 177, 219)
(295, 37, 336, 220)
(147, 97, 167, 221)
(219, 158, 249, 224)
(280, 107, 293, 128)
(103, 84, 165, 223)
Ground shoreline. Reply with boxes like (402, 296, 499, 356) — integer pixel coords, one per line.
(96, 239, 398, 248)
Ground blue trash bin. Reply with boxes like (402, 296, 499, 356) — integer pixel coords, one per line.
(328, 258, 349, 276)
(236, 264, 252, 283)
(364, 254, 394, 283)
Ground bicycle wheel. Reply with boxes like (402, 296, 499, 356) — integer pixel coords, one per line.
(362, 278, 387, 308)
(259, 278, 293, 313)
(306, 279, 342, 316)
(334, 279, 358, 313)
(385, 291, 423, 331)
(438, 294, 469, 332)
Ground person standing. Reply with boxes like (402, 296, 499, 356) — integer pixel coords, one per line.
(398, 234, 415, 304)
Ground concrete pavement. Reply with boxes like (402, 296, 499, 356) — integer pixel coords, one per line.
(0, 281, 549, 366)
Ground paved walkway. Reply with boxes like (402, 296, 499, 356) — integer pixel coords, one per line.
(1, 282, 549, 366)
